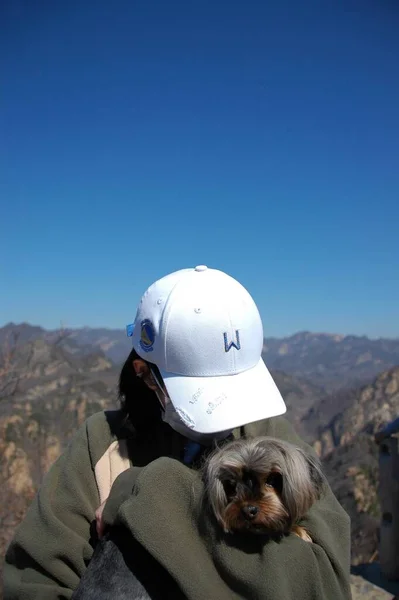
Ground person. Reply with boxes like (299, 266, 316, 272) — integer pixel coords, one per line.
(4, 265, 352, 600)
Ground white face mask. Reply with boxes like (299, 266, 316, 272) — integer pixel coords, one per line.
(161, 401, 232, 446)
(151, 368, 232, 446)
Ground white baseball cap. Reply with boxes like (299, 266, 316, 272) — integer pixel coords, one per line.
(129, 266, 286, 433)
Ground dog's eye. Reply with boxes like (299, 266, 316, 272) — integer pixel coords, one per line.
(223, 479, 237, 497)
(265, 472, 283, 493)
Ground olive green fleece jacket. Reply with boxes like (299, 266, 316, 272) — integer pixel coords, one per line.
(3, 410, 352, 600)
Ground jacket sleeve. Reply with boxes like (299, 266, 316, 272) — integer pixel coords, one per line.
(4, 420, 100, 600)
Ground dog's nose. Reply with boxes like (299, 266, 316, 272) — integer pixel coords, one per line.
(241, 505, 259, 519)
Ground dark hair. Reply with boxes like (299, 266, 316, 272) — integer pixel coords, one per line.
(118, 348, 163, 432)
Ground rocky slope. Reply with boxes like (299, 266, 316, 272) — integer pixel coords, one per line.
(309, 366, 399, 458)
(323, 433, 381, 565)
(0, 339, 120, 575)
(350, 574, 394, 599)
(307, 367, 399, 565)
(269, 369, 325, 438)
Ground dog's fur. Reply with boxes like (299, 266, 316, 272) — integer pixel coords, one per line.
(202, 436, 325, 542)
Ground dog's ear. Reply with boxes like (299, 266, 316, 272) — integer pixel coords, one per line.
(203, 472, 229, 527)
(211, 479, 229, 527)
(304, 451, 325, 498)
(280, 446, 325, 524)
(202, 453, 230, 527)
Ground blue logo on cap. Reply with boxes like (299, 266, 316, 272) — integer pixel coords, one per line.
(126, 324, 134, 337)
(139, 319, 155, 352)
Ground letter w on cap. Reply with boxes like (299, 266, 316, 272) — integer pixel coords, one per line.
(223, 330, 241, 352)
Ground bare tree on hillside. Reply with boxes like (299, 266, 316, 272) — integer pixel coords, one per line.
(0, 331, 28, 399)
(0, 325, 71, 400)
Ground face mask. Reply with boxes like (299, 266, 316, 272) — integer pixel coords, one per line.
(161, 401, 232, 446)
(150, 368, 232, 446)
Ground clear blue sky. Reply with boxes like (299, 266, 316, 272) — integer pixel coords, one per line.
(1, 0, 398, 338)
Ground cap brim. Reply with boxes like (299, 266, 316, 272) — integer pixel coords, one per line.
(160, 358, 287, 434)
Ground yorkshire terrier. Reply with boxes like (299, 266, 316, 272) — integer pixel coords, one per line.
(203, 436, 325, 542)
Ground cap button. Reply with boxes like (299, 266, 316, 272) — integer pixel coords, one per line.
(195, 265, 208, 272)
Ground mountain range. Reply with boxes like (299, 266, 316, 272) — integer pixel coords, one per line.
(2, 322, 399, 391)
(262, 331, 399, 391)
(1, 322, 399, 591)
(309, 366, 399, 565)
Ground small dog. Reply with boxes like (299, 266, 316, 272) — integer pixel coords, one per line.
(203, 436, 325, 542)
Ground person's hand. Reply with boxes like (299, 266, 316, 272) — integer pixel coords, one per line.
(95, 498, 108, 539)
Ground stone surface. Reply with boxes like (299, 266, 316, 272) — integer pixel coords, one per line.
(350, 574, 394, 599)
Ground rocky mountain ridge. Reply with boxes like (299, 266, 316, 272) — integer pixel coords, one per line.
(262, 331, 399, 391)
(2, 323, 399, 392)
(306, 367, 399, 566)
(0, 338, 120, 575)
(310, 366, 399, 458)
(1, 325, 399, 597)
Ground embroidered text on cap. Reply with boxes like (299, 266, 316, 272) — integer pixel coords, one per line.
(224, 330, 241, 352)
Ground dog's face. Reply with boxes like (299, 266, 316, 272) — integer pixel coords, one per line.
(215, 465, 288, 535)
(203, 437, 324, 536)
